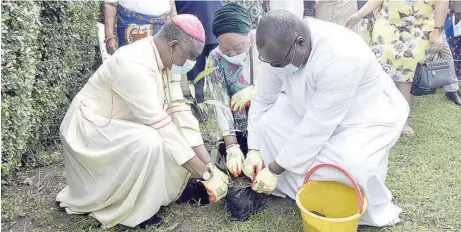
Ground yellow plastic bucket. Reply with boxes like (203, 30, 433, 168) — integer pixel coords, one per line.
(296, 164, 368, 232)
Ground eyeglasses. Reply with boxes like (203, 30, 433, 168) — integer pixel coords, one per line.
(259, 36, 299, 67)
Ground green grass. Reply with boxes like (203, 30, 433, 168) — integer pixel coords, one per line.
(2, 90, 460, 232)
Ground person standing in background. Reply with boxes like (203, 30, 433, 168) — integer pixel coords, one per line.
(262, 0, 305, 19)
(175, 1, 224, 103)
(345, 0, 450, 135)
(103, 0, 177, 55)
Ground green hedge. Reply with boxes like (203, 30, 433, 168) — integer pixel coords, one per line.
(1, 1, 100, 180)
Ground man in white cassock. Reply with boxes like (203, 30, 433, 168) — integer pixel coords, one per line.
(242, 10, 409, 227)
(57, 14, 229, 229)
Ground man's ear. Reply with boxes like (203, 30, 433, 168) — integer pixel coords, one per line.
(169, 40, 179, 51)
(297, 37, 306, 46)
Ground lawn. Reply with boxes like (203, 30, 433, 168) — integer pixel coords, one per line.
(2, 90, 460, 232)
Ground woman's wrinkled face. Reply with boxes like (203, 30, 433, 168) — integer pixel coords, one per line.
(217, 33, 251, 57)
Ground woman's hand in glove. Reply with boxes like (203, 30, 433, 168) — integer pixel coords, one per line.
(226, 144, 245, 177)
(243, 150, 263, 180)
(251, 166, 280, 195)
(231, 86, 254, 113)
(202, 168, 229, 203)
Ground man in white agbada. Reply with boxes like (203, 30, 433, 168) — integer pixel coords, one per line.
(57, 14, 229, 229)
(244, 10, 409, 227)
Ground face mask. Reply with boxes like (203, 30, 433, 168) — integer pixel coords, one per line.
(171, 59, 196, 74)
(170, 43, 196, 74)
(218, 49, 247, 65)
(272, 63, 300, 75)
(272, 43, 306, 75)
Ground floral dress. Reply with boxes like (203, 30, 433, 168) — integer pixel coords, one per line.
(371, 0, 435, 82)
(204, 49, 252, 137)
(201, 38, 262, 140)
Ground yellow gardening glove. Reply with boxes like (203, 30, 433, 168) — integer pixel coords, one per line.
(243, 150, 263, 180)
(231, 86, 254, 113)
(226, 144, 245, 177)
(207, 163, 229, 185)
(202, 168, 229, 203)
(251, 167, 280, 195)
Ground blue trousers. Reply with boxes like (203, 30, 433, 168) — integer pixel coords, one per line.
(187, 43, 218, 102)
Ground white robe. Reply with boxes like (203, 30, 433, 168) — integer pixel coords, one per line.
(57, 37, 203, 229)
(247, 18, 409, 227)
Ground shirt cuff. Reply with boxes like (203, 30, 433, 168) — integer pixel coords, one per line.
(182, 128, 204, 147)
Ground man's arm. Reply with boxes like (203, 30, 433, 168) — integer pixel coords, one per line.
(192, 145, 211, 166)
(271, 58, 365, 175)
(247, 64, 282, 150)
(167, 73, 212, 164)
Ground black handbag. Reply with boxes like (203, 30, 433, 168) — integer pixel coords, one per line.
(411, 52, 455, 96)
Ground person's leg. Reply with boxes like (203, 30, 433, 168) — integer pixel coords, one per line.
(441, 35, 461, 105)
(394, 81, 414, 135)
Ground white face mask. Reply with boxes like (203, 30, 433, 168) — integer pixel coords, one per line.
(272, 63, 300, 75)
(218, 49, 247, 65)
(172, 59, 196, 74)
(170, 43, 196, 74)
(272, 43, 306, 75)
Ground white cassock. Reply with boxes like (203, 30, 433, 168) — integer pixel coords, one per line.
(57, 37, 203, 229)
(247, 18, 409, 227)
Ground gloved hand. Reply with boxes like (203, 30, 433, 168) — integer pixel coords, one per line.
(202, 168, 229, 203)
(251, 166, 280, 195)
(243, 150, 263, 180)
(231, 86, 254, 113)
(207, 162, 229, 185)
(226, 144, 245, 177)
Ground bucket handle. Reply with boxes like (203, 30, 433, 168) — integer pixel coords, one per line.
(304, 163, 364, 214)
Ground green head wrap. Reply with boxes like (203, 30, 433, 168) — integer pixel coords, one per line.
(212, 3, 252, 38)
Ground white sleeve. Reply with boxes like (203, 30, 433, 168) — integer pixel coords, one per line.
(247, 63, 283, 150)
(274, 58, 366, 175)
(167, 73, 204, 147)
(110, 57, 195, 165)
